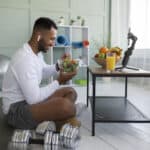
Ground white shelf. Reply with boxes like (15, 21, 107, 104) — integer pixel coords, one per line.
(58, 25, 88, 29)
(49, 25, 89, 85)
(54, 46, 71, 48)
(71, 26, 88, 29)
(57, 25, 70, 28)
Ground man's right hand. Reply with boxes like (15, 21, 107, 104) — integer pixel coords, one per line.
(57, 70, 77, 84)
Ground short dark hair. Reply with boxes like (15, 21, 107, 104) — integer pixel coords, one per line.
(33, 17, 57, 31)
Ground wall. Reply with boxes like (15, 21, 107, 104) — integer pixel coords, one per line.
(0, 0, 110, 61)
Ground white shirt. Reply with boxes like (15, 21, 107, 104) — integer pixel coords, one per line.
(2, 43, 59, 114)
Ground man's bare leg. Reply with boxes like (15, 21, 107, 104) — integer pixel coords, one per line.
(29, 87, 80, 131)
(30, 97, 76, 122)
(30, 87, 77, 120)
(46, 87, 80, 130)
(48, 87, 77, 103)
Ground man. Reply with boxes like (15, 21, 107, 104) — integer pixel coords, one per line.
(2, 17, 80, 130)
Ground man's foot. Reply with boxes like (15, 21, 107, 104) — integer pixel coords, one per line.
(55, 117, 81, 132)
(65, 117, 81, 127)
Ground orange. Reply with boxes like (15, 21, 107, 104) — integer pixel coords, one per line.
(99, 47, 109, 54)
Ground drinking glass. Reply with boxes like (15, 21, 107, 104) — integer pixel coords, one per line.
(106, 53, 116, 72)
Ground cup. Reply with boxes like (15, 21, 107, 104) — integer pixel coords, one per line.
(106, 53, 116, 72)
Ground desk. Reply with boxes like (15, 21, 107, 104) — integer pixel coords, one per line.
(87, 67, 150, 136)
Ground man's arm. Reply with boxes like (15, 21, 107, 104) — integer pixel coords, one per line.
(14, 62, 59, 105)
(38, 52, 59, 79)
(42, 63, 59, 79)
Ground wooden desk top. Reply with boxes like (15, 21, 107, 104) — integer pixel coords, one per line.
(88, 66, 150, 77)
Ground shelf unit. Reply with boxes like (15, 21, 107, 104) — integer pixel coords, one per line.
(46, 25, 89, 85)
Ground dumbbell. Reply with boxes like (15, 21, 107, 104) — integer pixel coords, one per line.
(44, 131, 59, 145)
(11, 130, 60, 145)
(60, 123, 80, 149)
(11, 130, 43, 144)
(11, 121, 57, 144)
(11, 123, 80, 148)
(45, 123, 80, 148)
(45, 123, 80, 149)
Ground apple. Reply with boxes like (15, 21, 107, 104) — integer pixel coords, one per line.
(94, 53, 99, 58)
(99, 53, 105, 59)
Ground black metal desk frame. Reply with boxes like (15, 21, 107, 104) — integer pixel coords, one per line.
(87, 67, 150, 136)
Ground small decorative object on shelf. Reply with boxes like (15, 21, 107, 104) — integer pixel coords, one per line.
(93, 46, 122, 68)
(76, 16, 82, 26)
(72, 40, 89, 49)
(70, 16, 85, 26)
(81, 19, 85, 26)
(56, 35, 69, 46)
(58, 16, 65, 26)
(70, 19, 76, 25)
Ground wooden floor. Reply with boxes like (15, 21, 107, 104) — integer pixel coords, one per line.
(75, 79, 150, 150)
(1, 79, 150, 150)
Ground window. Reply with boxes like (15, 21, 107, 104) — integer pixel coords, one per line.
(130, 0, 150, 49)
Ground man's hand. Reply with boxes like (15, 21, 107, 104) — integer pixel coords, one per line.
(57, 70, 77, 84)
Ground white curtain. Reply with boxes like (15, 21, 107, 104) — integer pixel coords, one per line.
(130, 0, 150, 49)
(129, 0, 150, 71)
(111, 0, 150, 89)
(128, 0, 150, 88)
(110, 0, 130, 51)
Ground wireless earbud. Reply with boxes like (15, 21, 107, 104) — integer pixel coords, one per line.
(37, 35, 41, 42)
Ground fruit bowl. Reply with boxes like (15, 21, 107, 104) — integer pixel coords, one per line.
(93, 46, 122, 68)
(93, 57, 106, 68)
(93, 56, 121, 68)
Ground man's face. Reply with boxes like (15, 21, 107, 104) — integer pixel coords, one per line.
(38, 27, 57, 53)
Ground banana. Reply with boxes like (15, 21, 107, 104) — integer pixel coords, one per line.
(109, 47, 122, 56)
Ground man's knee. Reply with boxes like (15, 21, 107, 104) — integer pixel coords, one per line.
(67, 87, 77, 100)
(61, 99, 76, 117)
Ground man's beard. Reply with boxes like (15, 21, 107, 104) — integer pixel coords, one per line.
(38, 39, 48, 53)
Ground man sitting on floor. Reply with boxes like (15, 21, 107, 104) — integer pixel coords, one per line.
(2, 17, 81, 130)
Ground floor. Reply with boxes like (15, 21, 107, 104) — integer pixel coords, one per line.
(1, 78, 150, 150)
